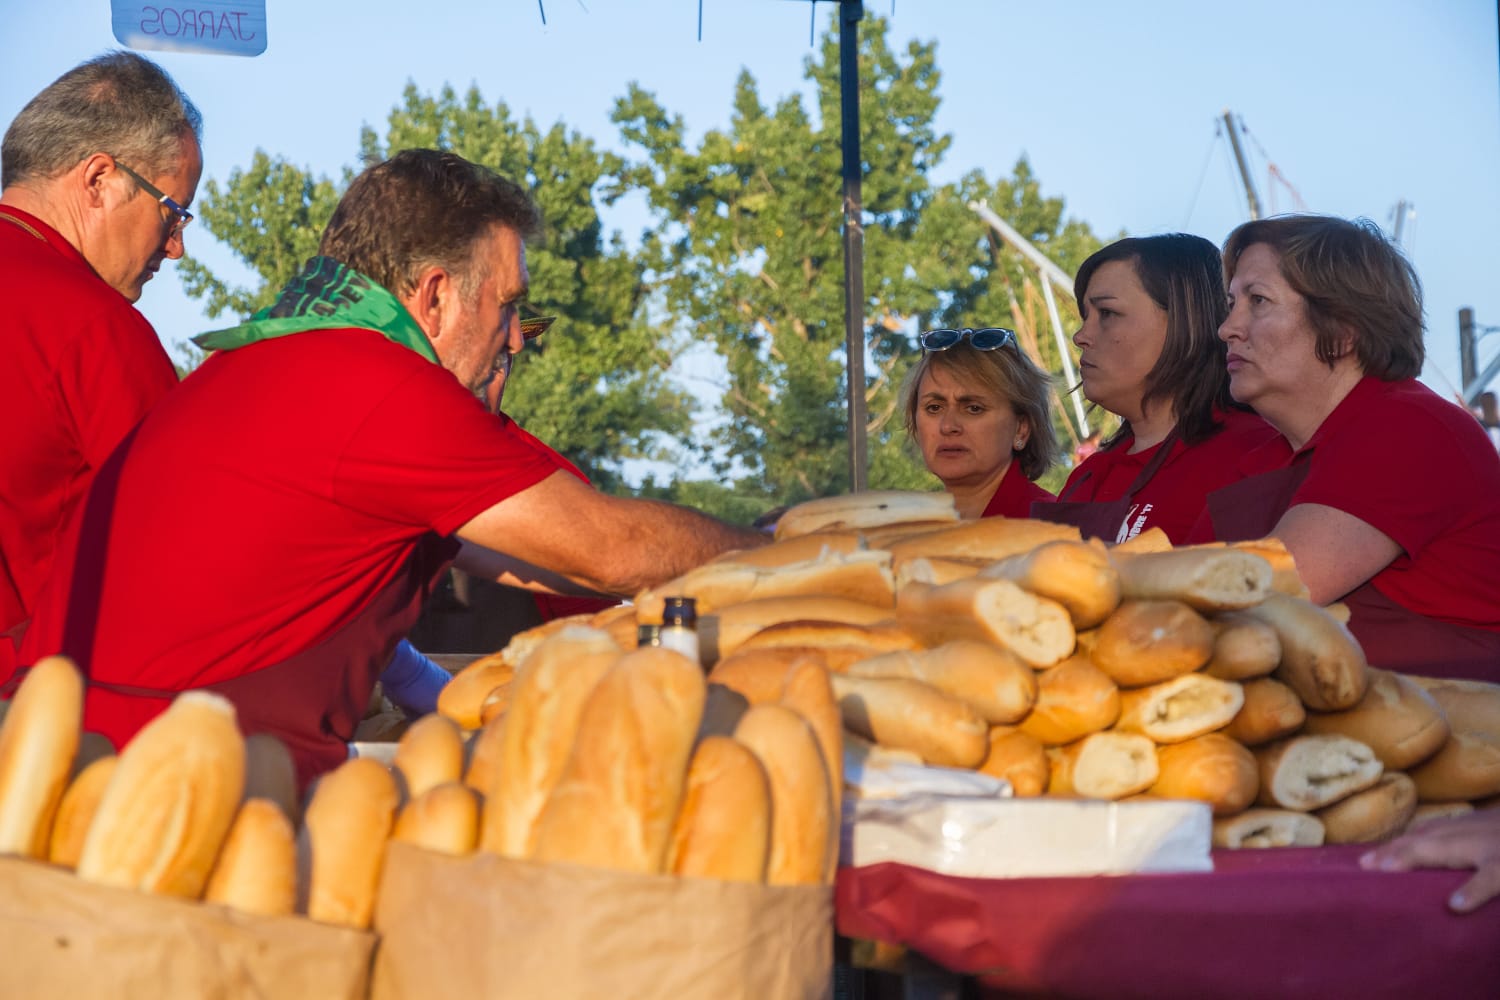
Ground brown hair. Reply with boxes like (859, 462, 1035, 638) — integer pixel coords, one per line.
(1073, 233, 1234, 447)
(319, 149, 541, 300)
(1222, 214, 1423, 380)
(900, 339, 1061, 481)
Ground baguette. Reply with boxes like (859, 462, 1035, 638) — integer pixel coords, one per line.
(731, 619, 922, 668)
(883, 517, 1081, 564)
(479, 682, 512, 727)
(0, 655, 83, 857)
(703, 595, 898, 665)
(978, 540, 1121, 629)
(1110, 527, 1172, 555)
(845, 640, 1037, 725)
(1254, 734, 1383, 811)
(829, 674, 989, 768)
(393, 713, 466, 799)
(462, 709, 507, 796)
(892, 555, 986, 589)
(1114, 673, 1245, 744)
(1202, 612, 1282, 681)
(1148, 733, 1259, 816)
(976, 727, 1049, 796)
(896, 577, 1074, 668)
(204, 798, 297, 917)
(665, 736, 772, 883)
(532, 648, 705, 874)
(1090, 600, 1214, 687)
(1229, 538, 1310, 599)
(1315, 772, 1417, 844)
(774, 490, 959, 540)
(1407, 731, 1500, 802)
(1244, 593, 1368, 712)
(1409, 677, 1500, 736)
(1018, 655, 1122, 746)
(47, 755, 118, 869)
(778, 658, 843, 881)
(299, 757, 399, 928)
(635, 548, 896, 624)
(709, 647, 825, 707)
(708, 530, 866, 569)
(77, 691, 245, 898)
(1212, 808, 1326, 848)
(392, 782, 480, 857)
(1300, 668, 1450, 771)
(436, 651, 515, 731)
(588, 603, 641, 649)
(732, 704, 833, 886)
(1222, 677, 1306, 747)
(1112, 547, 1272, 611)
(479, 627, 622, 857)
(1047, 732, 1159, 800)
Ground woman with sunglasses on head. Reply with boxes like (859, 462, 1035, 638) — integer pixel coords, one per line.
(900, 326, 1060, 519)
(1035, 233, 1278, 543)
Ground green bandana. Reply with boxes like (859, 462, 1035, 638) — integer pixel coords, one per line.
(193, 256, 439, 363)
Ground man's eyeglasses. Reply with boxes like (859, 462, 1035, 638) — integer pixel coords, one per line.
(919, 327, 1018, 353)
(110, 156, 193, 238)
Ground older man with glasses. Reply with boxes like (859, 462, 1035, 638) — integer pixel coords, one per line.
(0, 51, 203, 673)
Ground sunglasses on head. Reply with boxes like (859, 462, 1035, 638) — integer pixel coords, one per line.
(919, 327, 1017, 353)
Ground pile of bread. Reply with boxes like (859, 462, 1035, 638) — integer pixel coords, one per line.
(443, 490, 1500, 854)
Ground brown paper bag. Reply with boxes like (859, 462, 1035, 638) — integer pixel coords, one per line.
(0, 856, 373, 1000)
(372, 842, 833, 1000)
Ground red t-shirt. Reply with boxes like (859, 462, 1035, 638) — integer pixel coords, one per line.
(981, 461, 1056, 518)
(0, 207, 177, 654)
(1058, 409, 1278, 544)
(1224, 377, 1500, 632)
(20, 328, 564, 748)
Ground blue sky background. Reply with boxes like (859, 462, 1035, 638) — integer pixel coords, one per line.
(4, 0, 1498, 403)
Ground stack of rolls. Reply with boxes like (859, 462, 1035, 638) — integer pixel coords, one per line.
(438, 491, 1500, 856)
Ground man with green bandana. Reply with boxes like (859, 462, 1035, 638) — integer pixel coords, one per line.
(18, 149, 766, 787)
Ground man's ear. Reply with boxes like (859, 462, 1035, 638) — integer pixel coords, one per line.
(400, 266, 455, 344)
(79, 153, 118, 208)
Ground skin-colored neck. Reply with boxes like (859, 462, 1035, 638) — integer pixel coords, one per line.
(1257, 360, 1365, 451)
(947, 461, 1009, 519)
(1125, 397, 1176, 453)
(0, 184, 86, 252)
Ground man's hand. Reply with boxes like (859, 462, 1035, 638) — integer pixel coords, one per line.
(1360, 810, 1500, 913)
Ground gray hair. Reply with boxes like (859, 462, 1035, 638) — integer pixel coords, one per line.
(2, 51, 203, 188)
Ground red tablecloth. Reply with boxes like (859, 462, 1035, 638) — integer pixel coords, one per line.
(837, 845, 1500, 999)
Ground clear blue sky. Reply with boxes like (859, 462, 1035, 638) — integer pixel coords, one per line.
(5, 0, 1498, 401)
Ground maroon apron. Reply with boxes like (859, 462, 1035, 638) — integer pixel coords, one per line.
(1030, 431, 1180, 543)
(1208, 462, 1500, 681)
(86, 534, 457, 790)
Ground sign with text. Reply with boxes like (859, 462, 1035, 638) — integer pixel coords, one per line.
(111, 2, 267, 57)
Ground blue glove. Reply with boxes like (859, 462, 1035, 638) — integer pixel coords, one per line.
(379, 640, 450, 716)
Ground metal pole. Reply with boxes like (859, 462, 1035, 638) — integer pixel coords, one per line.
(840, 0, 868, 492)
(1460, 307, 1477, 395)
(1222, 109, 1262, 220)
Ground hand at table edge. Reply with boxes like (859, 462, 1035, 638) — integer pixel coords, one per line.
(1360, 809, 1500, 914)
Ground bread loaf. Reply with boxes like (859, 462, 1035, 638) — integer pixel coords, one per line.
(47, 754, 117, 869)
(732, 704, 833, 886)
(1018, 655, 1122, 746)
(1315, 772, 1417, 844)
(1110, 526, 1172, 554)
(479, 626, 622, 857)
(883, 517, 1081, 564)
(1254, 734, 1384, 811)
(829, 673, 989, 768)
(1410, 677, 1500, 736)
(774, 490, 959, 540)
(709, 647, 823, 706)
(1228, 538, 1310, 599)
(732, 619, 922, 667)
(1407, 731, 1500, 802)
(392, 782, 480, 856)
(978, 540, 1121, 629)
(0, 655, 83, 857)
(479, 681, 513, 727)
(777, 658, 843, 881)
(1148, 734, 1259, 816)
(896, 577, 1074, 668)
(977, 727, 1049, 796)
(299, 757, 399, 928)
(1115, 674, 1245, 744)
(1113, 547, 1272, 611)
(77, 691, 245, 898)
(244, 732, 299, 823)
(635, 548, 896, 624)
(1047, 732, 1159, 800)
(704, 596, 898, 665)
(436, 650, 514, 731)
(588, 602, 641, 649)
(844, 640, 1037, 725)
(462, 709, 507, 796)
(1300, 668, 1450, 771)
(665, 736, 772, 883)
(1090, 600, 1214, 687)
(203, 798, 297, 917)
(1223, 677, 1306, 747)
(532, 647, 705, 874)
(892, 555, 986, 588)
(1212, 808, 1326, 848)
(707, 530, 866, 569)
(1244, 593, 1368, 712)
(1202, 612, 1281, 681)
(393, 713, 466, 799)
